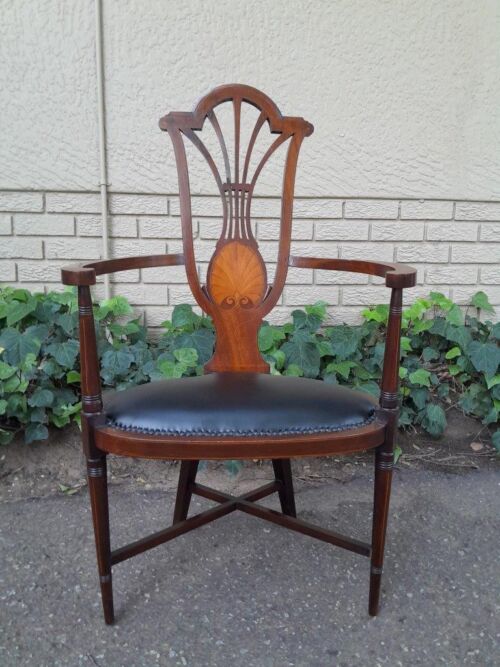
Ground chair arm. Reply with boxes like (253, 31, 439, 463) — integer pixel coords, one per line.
(289, 255, 412, 420)
(61, 254, 185, 424)
(289, 256, 416, 288)
(61, 253, 185, 286)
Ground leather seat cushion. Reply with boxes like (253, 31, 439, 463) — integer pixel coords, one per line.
(104, 373, 377, 438)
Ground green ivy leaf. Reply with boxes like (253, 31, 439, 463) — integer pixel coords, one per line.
(55, 311, 78, 335)
(66, 370, 81, 384)
(485, 374, 500, 390)
(174, 329, 215, 365)
(283, 364, 304, 377)
(445, 324, 472, 352)
(445, 304, 464, 326)
(467, 341, 500, 379)
(171, 304, 200, 331)
(429, 292, 453, 312)
(482, 404, 498, 425)
(421, 403, 447, 437)
(316, 340, 332, 357)
(409, 387, 430, 410)
(99, 295, 133, 318)
(3, 374, 22, 393)
(428, 317, 448, 337)
(101, 348, 134, 375)
(422, 346, 439, 362)
(158, 360, 177, 378)
(6, 394, 27, 420)
(47, 339, 80, 369)
(282, 340, 320, 378)
(6, 297, 37, 326)
(409, 369, 431, 387)
(0, 327, 43, 366)
(356, 381, 380, 398)
(401, 337, 412, 352)
(0, 360, 17, 380)
(404, 299, 430, 322)
(471, 291, 495, 313)
(269, 349, 286, 370)
(304, 301, 328, 320)
(258, 325, 285, 352)
(325, 360, 357, 381)
(29, 407, 47, 423)
(490, 323, 500, 340)
(412, 319, 434, 334)
(361, 304, 389, 324)
(445, 346, 461, 360)
(28, 388, 54, 408)
(108, 321, 141, 337)
(328, 326, 362, 360)
(291, 309, 323, 334)
(173, 347, 198, 367)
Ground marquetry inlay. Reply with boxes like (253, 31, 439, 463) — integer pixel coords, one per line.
(207, 240, 267, 309)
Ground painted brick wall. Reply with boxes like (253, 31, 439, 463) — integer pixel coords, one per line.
(1, 190, 499, 328)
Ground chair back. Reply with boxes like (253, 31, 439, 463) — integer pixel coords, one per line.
(160, 84, 313, 372)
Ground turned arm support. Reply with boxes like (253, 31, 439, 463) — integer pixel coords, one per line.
(61, 253, 185, 286)
(289, 255, 416, 416)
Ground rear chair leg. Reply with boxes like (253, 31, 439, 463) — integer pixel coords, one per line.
(173, 460, 199, 524)
(369, 444, 394, 616)
(272, 459, 297, 518)
(87, 455, 114, 625)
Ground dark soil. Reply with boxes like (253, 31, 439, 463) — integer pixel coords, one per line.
(0, 409, 497, 502)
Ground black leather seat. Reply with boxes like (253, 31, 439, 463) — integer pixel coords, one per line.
(104, 373, 377, 438)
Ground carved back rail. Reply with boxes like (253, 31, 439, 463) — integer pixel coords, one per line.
(160, 84, 313, 372)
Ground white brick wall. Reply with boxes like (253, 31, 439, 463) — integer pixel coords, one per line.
(0, 191, 498, 326)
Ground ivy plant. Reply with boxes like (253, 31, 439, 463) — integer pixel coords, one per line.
(0, 286, 498, 450)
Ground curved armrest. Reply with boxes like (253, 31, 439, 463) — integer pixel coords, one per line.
(62, 253, 185, 430)
(61, 253, 185, 286)
(289, 256, 416, 288)
(289, 255, 414, 417)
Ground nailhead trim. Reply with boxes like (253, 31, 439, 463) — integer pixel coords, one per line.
(106, 412, 376, 437)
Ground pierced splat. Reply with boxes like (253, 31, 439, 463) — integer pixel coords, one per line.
(160, 84, 313, 372)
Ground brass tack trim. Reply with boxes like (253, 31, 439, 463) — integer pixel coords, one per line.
(371, 565, 383, 575)
(100, 574, 111, 583)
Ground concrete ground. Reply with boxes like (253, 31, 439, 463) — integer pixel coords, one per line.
(1, 468, 499, 667)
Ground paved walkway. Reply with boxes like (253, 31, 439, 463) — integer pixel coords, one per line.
(1, 469, 499, 666)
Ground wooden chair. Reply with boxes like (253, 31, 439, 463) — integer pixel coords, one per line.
(62, 84, 416, 625)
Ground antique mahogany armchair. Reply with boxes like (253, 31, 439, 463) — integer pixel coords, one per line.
(62, 84, 416, 625)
